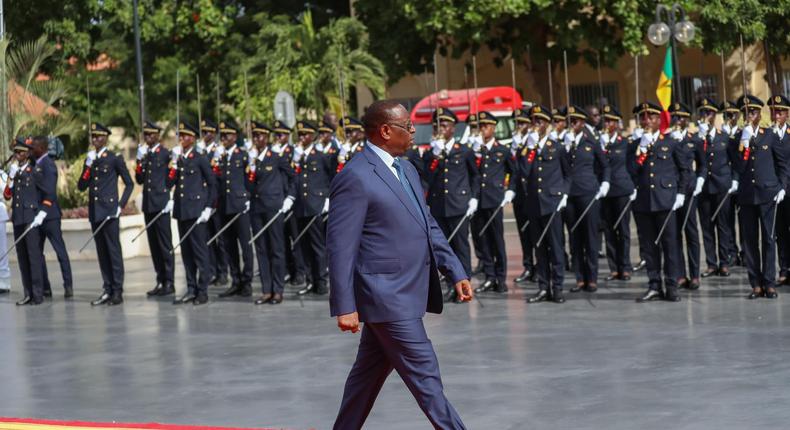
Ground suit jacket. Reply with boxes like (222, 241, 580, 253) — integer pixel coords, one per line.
(77, 149, 133, 223)
(328, 144, 467, 323)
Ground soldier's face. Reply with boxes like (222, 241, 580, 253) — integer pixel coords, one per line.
(639, 113, 650, 129)
(604, 119, 619, 133)
(648, 114, 661, 131)
(276, 133, 289, 144)
(727, 113, 740, 124)
(299, 132, 315, 147)
(517, 122, 530, 133)
(91, 135, 107, 149)
(747, 108, 761, 125)
(144, 132, 158, 145)
(14, 150, 28, 162)
(773, 109, 788, 124)
(439, 121, 454, 140)
(252, 132, 269, 149)
(534, 118, 549, 134)
(203, 132, 215, 143)
(480, 123, 495, 140)
(179, 134, 195, 149)
(570, 118, 585, 133)
(350, 130, 364, 143)
(221, 133, 236, 148)
(553, 119, 566, 131)
(701, 111, 715, 123)
(318, 132, 332, 144)
(675, 116, 689, 129)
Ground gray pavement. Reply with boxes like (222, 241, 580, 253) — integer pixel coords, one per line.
(2, 222, 790, 430)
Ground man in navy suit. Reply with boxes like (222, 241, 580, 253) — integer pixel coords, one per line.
(328, 100, 472, 430)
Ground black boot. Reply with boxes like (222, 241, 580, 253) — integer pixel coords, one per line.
(218, 284, 242, 298)
(91, 293, 111, 306)
(146, 283, 164, 297)
(157, 283, 175, 296)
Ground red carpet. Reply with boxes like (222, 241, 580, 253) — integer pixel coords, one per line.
(0, 417, 308, 430)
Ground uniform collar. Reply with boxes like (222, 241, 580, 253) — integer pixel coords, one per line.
(485, 138, 495, 151)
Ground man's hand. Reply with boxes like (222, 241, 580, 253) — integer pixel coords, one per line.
(454, 279, 473, 302)
(672, 194, 686, 211)
(465, 198, 478, 217)
(86, 150, 97, 167)
(136, 144, 149, 161)
(337, 312, 360, 333)
(728, 180, 739, 194)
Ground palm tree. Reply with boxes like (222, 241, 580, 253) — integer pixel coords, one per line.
(0, 35, 79, 161)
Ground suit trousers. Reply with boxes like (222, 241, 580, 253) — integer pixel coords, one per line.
(15, 224, 43, 301)
(144, 211, 174, 285)
(178, 219, 210, 296)
(528, 211, 564, 291)
(251, 211, 286, 295)
(634, 210, 679, 291)
(602, 195, 632, 275)
(334, 318, 466, 430)
(567, 195, 600, 284)
(39, 218, 73, 290)
(698, 192, 733, 270)
(477, 207, 506, 284)
(221, 212, 254, 288)
(740, 202, 777, 289)
(92, 218, 124, 294)
(676, 195, 701, 279)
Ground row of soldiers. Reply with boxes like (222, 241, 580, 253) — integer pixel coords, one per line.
(4, 92, 790, 306)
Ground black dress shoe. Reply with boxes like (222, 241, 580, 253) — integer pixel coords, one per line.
(91, 293, 111, 306)
(474, 279, 496, 293)
(193, 295, 209, 305)
(270, 293, 283, 305)
(43, 289, 52, 298)
(570, 282, 586, 293)
(620, 272, 632, 281)
(664, 288, 681, 302)
(765, 289, 779, 299)
(552, 289, 565, 303)
(605, 273, 620, 281)
(108, 294, 123, 306)
(315, 286, 329, 295)
(633, 260, 647, 272)
(677, 278, 690, 289)
(527, 271, 537, 283)
(255, 294, 274, 305)
(146, 283, 164, 296)
(747, 289, 764, 300)
(158, 283, 175, 296)
(0, 288, 9, 294)
(586, 283, 598, 293)
(219, 284, 242, 298)
(214, 275, 229, 286)
(290, 274, 306, 286)
(64, 287, 73, 299)
(701, 268, 718, 278)
(527, 290, 549, 303)
(514, 269, 531, 283)
(493, 281, 508, 293)
(174, 292, 196, 304)
(30, 298, 44, 305)
(297, 283, 315, 296)
(718, 268, 730, 277)
(16, 296, 31, 306)
(636, 289, 662, 303)
(688, 279, 700, 290)
(239, 286, 253, 297)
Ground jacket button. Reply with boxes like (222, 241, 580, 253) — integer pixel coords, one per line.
(538, 188, 542, 193)
(650, 185, 655, 189)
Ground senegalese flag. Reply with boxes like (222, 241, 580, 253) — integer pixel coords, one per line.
(656, 46, 673, 133)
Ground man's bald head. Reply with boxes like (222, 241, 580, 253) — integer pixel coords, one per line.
(362, 100, 413, 157)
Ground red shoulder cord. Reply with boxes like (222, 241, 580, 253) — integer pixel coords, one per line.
(527, 149, 536, 163)
(81, 166, 91, 181)
(429, 158, 440, 172)
(743, 146, 751, 161)
(3, 185, 11, 200)
(336, 162, 345, 173)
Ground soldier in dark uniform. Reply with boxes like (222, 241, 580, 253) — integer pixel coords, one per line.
(669, 102, 706, 290)
(551, 107, 575, 272)
(423, 108, 480, 302)
(627, 105, 650, 273)
(768, 95, 790, 285)
(521, 105, 570, 303)
(294, 120, 337, 296)
(168, 122, 216, 305)
(565, 105, 610, 293)
(3, 139, 46, 305)
(272, 120, 307, 286)
(696, 98, 737, 278)
(464, 113, 486, 276)
(510, 108, 535, 284)
(214, 121, 254, 298)
(77, 122, 134, 306)
(473, 111, 516, 293)
(200, 119, 230, 286)
(628, 103, 691, 302)
(135, 121, 175, 297)
(721, 101, 744, 267)
(338, 116, 366, 171)
(318, 120, 341, 155)
(246, 121, 296, 305)
(599, 105, 635, 281)
(733, 95, 789, 299)
(30, 136, 73, 298)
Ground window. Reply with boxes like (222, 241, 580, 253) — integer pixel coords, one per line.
(569, 82, 619, 110)
(679, 75, 717, 106)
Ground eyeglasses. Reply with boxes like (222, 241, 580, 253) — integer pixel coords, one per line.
(388, 122, 414, 133)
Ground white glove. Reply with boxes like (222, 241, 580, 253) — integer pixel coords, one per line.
(563, 132, 574, 151)
(500, 190, 516, 207)
(693, 177, 705, 197)
(244, 139, 253, 152)
(697, 121, 710, 139)
(466, 198, 478, 217)
(280, 197, 294, 213)
(322, 198, 330, 214)
(430, 139, 444, 156)
(339, 144, 349, 158)
(248, 148, 259, 161)
(197, 207, 212, 224)
(293, 145, 305, 163)
(249, 160, 257, 173)
(595, 181, 610, 200)
(526, 131, 539, 150)
(213, 145, 226, 160)
(107, 206, 122, 220)
(196, 140, 206, 154)
(741, 125, 753, 147)
(728, 180, 739, 194)
(557, 194, 568, 211)
(161, 200, 174, 214)
(549, 130, 558, 141)
(775, 189, 786, 204)
(671, 130, 683, 141)
(86, 150, 97, 167)
(244, 201, 250, 213)
(629, 190, 637, 202)
(639, 134, 651, 152)
(171, 145, 182, 158)
(136, 144, 148, 160)
(672, 194, 686, 211)
(632, 127, 644, 140)
(8, 162, 19, 179)
(31, 210, 47, 228)
(471, 135, 483, 153)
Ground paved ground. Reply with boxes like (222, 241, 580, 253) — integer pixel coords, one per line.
(2, 220, 790, 430)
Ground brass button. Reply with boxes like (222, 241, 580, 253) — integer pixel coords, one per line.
(650, 185, 655, 189)
(538, 178, 542, 182)
(650, 173, 654, 177)
(538, 188, 542, 193)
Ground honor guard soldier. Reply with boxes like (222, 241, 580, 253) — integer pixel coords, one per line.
(627, 104, 650, 273)
(599, 105, 635, 282)
(628, 103, 691, 303)
(246, 121, 296, 305)
(565, 105, 610, 293)
(423, 108, 480, 302)
(318, 120, 340, 154)
(293, 120, 338, 296)
(550, 107, 574, 271)
(78, 122, 134, 306)
(214, 120, 255, 298)
(520, 105, 570, 303)
(696, 98, 737, 278)
(273, 120, 307, 286)
(473, 111, 516, 293)
(168, 122, 216, 305)
(30, 136, 73, 298)
(721, 100, 744, 266)
(200, 118, 230, 286)
(669, 102, 706, 290)
(511, 108, 536, 284)
(768, 94, 790, 285)
(734, 95, 789, 299)
(3, 139, 46, 305)
(464, 113, 486, 276)
(338, 116, 365, 171)
(135, 121, 175, 297)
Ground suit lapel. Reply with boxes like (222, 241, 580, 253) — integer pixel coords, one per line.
(364, 146, 427, 232)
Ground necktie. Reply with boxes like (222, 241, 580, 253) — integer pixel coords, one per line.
(392, 158, 424, 223)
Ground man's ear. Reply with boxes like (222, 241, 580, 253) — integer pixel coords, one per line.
(380, 124, 392, 140)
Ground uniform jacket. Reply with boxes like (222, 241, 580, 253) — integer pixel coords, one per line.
(135, 144, 173, 213)
(423, 140, 480, 218)
(478, 140, 517, 209)
(702, 128, 737, 195)
(294, 144, 338, 218)
(245, 147, 296, 214)
(77, 149, 133, 223)
(34, 155, 61, 219)
(518, 136, 571, 218)
(215, 147, 251, 215)
(4, 160, 42, 226)
(627, 132, 691, 213)
(602, 133, 634, 197)
(567, 127, 610, 196)
(167, 147, 216, 220)
(733, 126, 790, 205)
